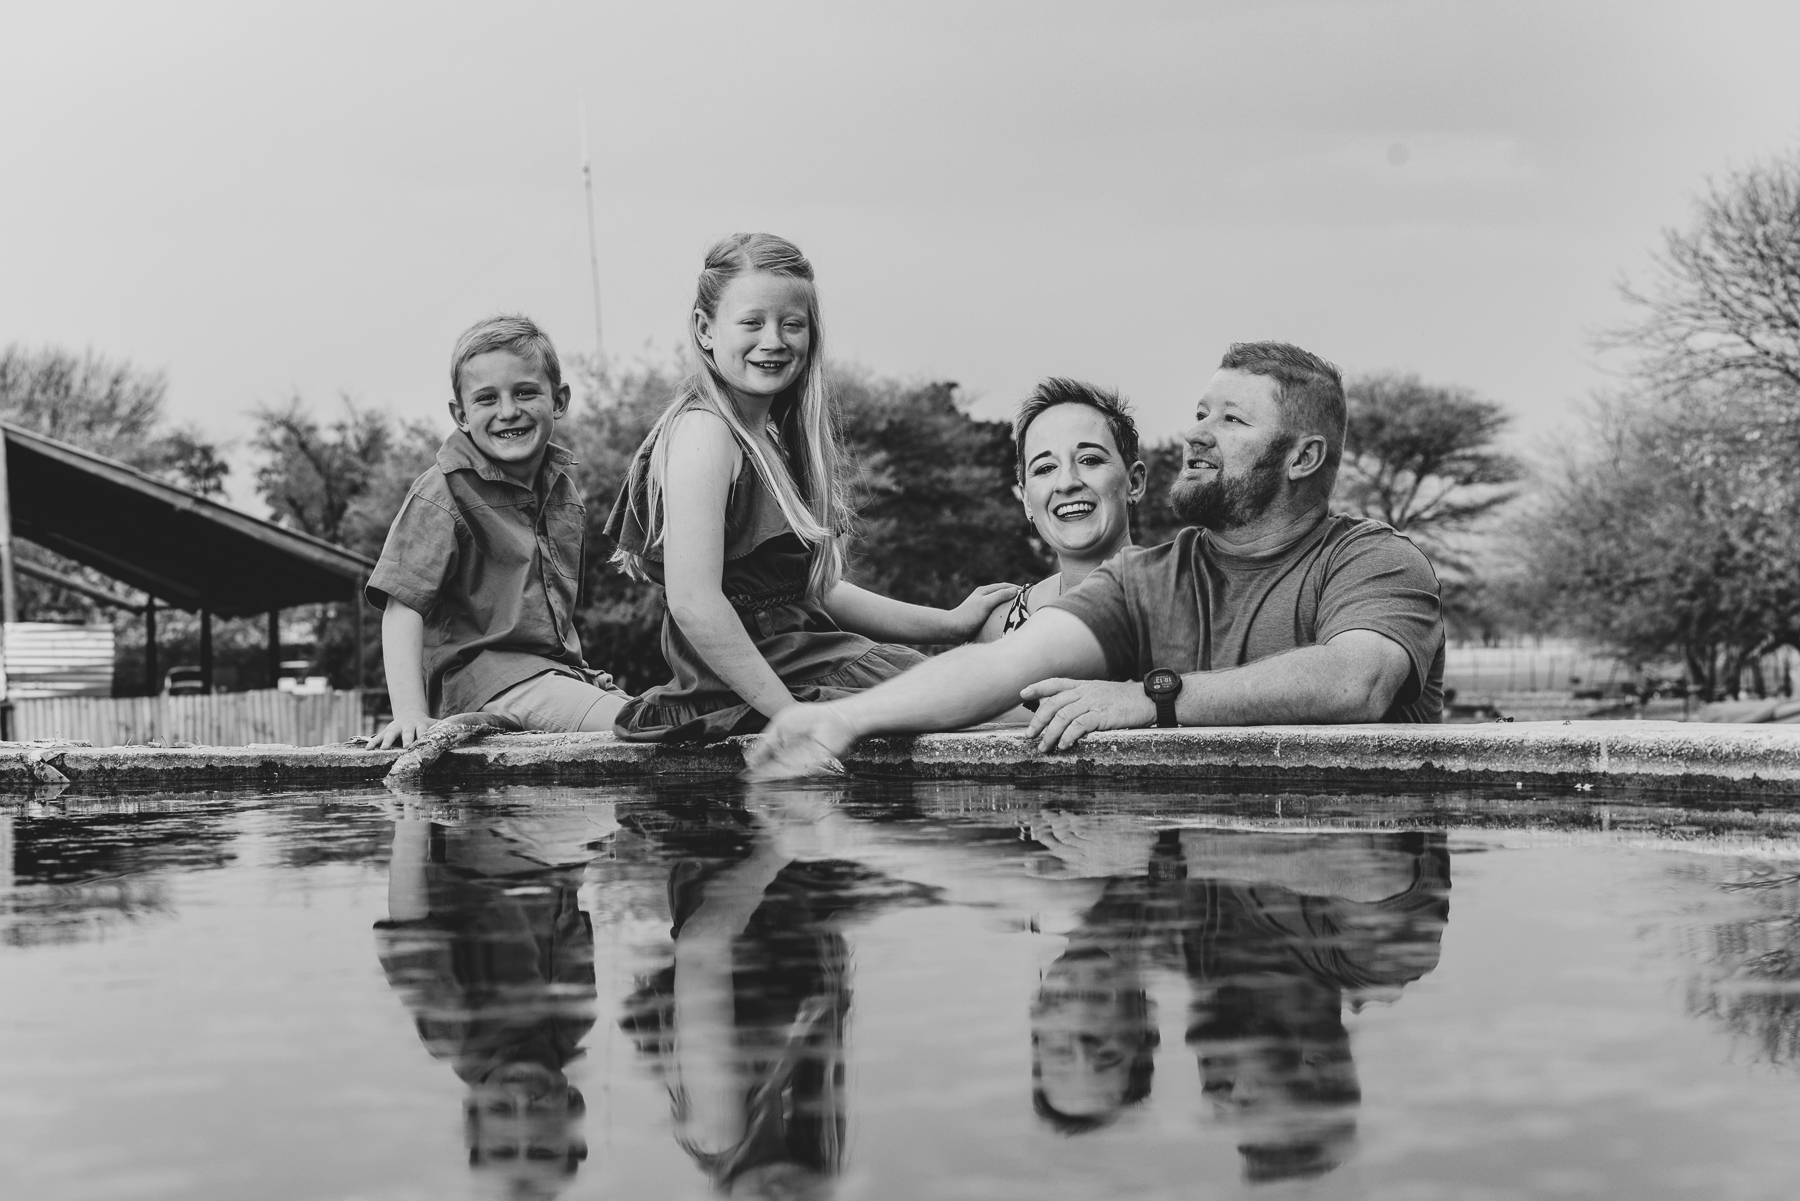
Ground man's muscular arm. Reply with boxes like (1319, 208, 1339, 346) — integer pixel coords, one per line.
(746, 609, 1109, 777)
(1022, 628, 1413, 751)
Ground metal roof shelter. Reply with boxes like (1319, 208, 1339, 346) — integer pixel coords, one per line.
(0, 420, 375, 698)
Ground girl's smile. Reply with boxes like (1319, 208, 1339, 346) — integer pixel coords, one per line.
(696, 271, 814, 405)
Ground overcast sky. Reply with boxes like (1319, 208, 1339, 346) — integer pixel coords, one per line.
(4, 0, 1799, 506)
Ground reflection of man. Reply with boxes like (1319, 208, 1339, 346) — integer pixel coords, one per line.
(1178, 830, 1449, 1183)
(375, 810, 612, 1200)
(751, 342, 1445, 774)
(1025, 817, 1448, 1177)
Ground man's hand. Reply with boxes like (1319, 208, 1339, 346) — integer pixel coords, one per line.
(944, 583, 1022, 641)
(744, 703, 859, 781)
(375, 709, 437, 749)
(1021, 678, 1157, 752)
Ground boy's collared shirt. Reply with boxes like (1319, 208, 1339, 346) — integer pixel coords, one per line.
(367, 430, 600, 717)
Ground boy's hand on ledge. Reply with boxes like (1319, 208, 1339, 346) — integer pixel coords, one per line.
(374, 711, 437, 750)
(744, 704, 858, 781)
(1021, 679, 1157, 752)
(946, 582, 1023, 640)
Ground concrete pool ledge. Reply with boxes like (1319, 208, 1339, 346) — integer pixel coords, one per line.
(3, 719, 1800, 796)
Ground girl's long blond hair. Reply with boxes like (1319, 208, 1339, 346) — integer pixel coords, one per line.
(612, 233, 846, 598)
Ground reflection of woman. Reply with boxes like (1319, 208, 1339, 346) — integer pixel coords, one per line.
(620, 795, 936, 1197)
(1029, 830, 1181, 1132)
(979, 379, 1148, 642)
(375, 811, 612, 1200)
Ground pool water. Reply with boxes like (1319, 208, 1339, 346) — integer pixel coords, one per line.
(5, 780, 1800, 1200)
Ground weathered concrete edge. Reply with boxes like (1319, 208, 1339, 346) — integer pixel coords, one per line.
(3, 720, 1799, 797)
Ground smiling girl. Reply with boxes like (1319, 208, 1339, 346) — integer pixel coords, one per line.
(978, 379, 1148, 642)
(606, 233, 1015, 741)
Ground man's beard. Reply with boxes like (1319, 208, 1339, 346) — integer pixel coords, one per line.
(1166, 435, 1294, 532)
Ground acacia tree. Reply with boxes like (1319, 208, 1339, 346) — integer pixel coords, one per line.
(1613, 150, 1800, 395)
(1337, 372, 1523, 560)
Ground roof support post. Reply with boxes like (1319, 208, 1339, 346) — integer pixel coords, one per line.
(200, 608, 213, 694)
(145, 599, 158, 696)
(0, 431, 14, 701)
(266, 609, 280, 690)
(352, 581, 366, 692)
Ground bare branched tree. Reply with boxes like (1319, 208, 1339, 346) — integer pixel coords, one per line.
(1611, 151, 1800, 393)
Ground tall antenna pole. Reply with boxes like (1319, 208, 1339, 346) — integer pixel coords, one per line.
(580, 95, 605, 374)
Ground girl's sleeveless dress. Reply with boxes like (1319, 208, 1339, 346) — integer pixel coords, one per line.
(603, 446, 926, 742)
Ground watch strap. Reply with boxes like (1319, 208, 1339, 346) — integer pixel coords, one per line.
(1154, 696, 1178, 728)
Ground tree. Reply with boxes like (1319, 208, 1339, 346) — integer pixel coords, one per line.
(252, 396, 418, 689)
(836, 371, 1045, 608)
(1511, 387, 1800, 698)
(1337, 373, 1523, 559)
(1132, 439, 1190, 549)
(564, 355, 685, 693)
(252, 395, 394, 545)
(0, 345, 169, 464)
(0, 345, 232, 631)
(1613, 150, 1800, 395)
(159, 427, 230, 496)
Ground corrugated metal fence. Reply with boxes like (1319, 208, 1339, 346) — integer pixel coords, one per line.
(8, 689, 365, 747)
(4, 622, 115, 699)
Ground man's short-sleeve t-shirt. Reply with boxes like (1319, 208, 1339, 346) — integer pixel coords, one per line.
(366, 431, 591, 717)
(1045, 515, 1445, 722)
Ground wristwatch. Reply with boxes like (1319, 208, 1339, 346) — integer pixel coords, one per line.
(1143, 669, 1183, 728)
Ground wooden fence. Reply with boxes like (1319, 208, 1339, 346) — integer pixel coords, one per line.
(7, 688, 366, 747)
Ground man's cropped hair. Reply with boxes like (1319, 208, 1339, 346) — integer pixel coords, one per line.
(450, 314, 563, 403)
(1218, 341, 1346, 480)
(1012, 378, 1141, 483)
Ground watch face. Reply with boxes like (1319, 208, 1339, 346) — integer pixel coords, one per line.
(1146, 669, 1180, 697)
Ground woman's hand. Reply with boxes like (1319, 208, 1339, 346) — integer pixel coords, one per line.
(944, 583, 1022, 641)
(1026, 810, 1159, 878)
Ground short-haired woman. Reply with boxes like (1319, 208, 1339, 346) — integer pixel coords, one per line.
(977, 378, 1148, 642)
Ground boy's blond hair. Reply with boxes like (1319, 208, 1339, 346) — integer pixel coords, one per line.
(449, 314, 564, 403)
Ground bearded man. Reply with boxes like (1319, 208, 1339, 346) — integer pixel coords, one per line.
(749, 342, 1445, 775)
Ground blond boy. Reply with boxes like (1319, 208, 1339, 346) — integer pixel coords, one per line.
(369, 315, 626, 748)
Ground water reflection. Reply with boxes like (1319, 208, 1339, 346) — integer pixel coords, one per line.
(1682, 861, 1800, 1068)
(1179, 830, 1448, 1182)
(598, 797, 1450, 1194)
(619, 792, 939, 1199)
(1023, 816, 1449, 1181)
(374, 805, 615, 1200)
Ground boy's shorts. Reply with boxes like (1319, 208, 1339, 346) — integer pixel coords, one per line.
(479, 670, 630, 733)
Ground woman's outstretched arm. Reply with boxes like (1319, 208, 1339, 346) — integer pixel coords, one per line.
(663, 410, 798, 720)
(824, 579, 1018, 644)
